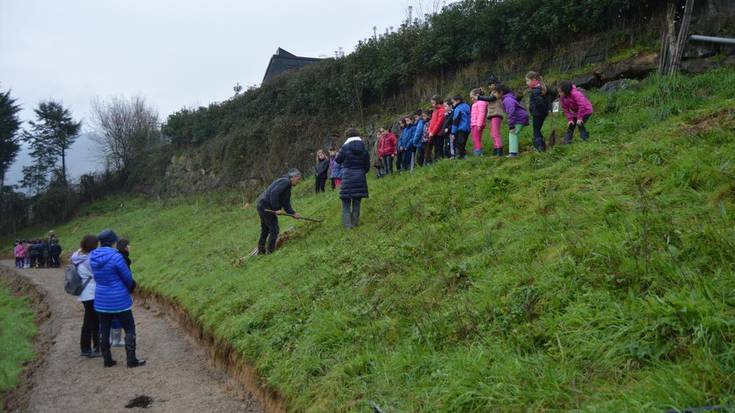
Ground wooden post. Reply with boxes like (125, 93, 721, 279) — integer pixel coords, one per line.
(659, 1, 678, 74)
(671, 0, 695, 74)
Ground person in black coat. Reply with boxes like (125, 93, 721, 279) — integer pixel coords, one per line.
(48, 241, 62, 267)
(314, 150, 329, 193)
(255, 169, 302, 254)
(335, 128, 370, 229)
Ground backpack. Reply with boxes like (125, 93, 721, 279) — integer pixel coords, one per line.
(64, 263, 92, 296)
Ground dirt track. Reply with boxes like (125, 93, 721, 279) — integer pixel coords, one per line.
(0, 261, 263, 413)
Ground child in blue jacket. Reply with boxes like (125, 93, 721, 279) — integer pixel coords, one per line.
(450, 96, 471, 159)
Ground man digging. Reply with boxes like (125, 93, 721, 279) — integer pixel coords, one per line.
(256, 169, 302, 254)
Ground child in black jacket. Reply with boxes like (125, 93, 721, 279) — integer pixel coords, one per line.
(526, 71, 551, 152)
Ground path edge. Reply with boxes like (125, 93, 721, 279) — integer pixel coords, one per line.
(0, 264, 53, 413)
(136, 288, 288, 413)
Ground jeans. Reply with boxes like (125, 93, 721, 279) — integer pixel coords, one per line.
(315, 176, 327, 193)
(382, 155, 394, 175)
(532, 115, 547, 152)
(257, 203, 279, 253)
(99, 310, 135, 353)
(81, 300, 99, 352)
(455, 131, 469, 159)
(565, 115, 591, 143)
(402, 149, 413, 170)
(341, 198, 362, 228)
(433, 135, 445, 160)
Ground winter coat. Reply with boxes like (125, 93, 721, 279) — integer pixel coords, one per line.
(378, 132, 397, 157)
(451, 102, 471, 134)
(561, 85, 594, 122)
(478, 95, 504, 119)
(29, 243, 41, 257)
(412, 119, 426, 148)
(257, 176, 295, 215)
(471, 100, 489, 128)
(428, 105, 446, 137)
(49, 243, 62, 256)
(71, 250, 96, 302)
(529, 86, 550, 117)
(90, 247, 134, 313)
(329, 157, 343, 179)
(315, 158, 329, 178)
(399, 124, 415, 150)
(501, 92, 530, 130)
(336, 137, 370, 200)
(14, 244, 25, 258)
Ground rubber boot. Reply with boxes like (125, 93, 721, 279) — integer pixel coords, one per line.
(563, 132, 573, 145)
(101, 340, 116, 367)
(125, 334, 146, 368)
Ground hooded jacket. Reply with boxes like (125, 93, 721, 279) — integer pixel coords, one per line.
(451, 102, 471, 134)
(71, 250, 96, 302)
(528, 82, 550, 117)
(257, 176, 295, 215)
(412, 119, 426, 148)
(471, 100, 489, 128)
(428, 105, 446, 137)
(336, 137, 370, 200)
(14, 244, 25, 258)
(399, 124, 415, 150)
(329, 156, 343, 179)
(378, 132, 397, 157)
(501, 92, 530, 130)
(90, 247, 133, 313)
(315, 158, 330, 178)
(560, 85, 594, 122)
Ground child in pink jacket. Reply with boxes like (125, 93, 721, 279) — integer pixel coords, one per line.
(14, 241, 25, 268)
(558, 80, 594, 144)
(470, 88, 489, 156)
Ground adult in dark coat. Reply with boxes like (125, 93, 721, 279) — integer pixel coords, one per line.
(256, 169, 302, 254)
(336, 128, 370, 229)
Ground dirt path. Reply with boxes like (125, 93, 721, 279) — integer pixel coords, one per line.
(0, 261, 263, 413)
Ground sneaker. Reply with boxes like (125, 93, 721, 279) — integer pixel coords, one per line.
(507, 153, 519, 158)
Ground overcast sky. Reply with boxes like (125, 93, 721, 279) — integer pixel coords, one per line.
(1, 0, 454, 186)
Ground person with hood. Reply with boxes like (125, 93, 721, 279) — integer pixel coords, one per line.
(336, 128, 370, 229)
(450, 96, 471, 159)
(558, 80, 594, 144)
(428, 96, 447, 161)
(470, 88, 489, 156)
(496, 85, 530, 158)
(91, 229, 146, 368)
(256, 169, 302, 254)
(48, 240, 62, 268)
(314, 150, 330, 193)
(398, 117, 414, 172)
(411, 110, 427, 169)
(478, 76, 506, 157)
(72, 235, 100, 358)
(377, 127, 397, 176)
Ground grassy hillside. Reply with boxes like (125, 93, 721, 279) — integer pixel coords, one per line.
(6, 68, 735, 412)
(0, 281, 36, 398)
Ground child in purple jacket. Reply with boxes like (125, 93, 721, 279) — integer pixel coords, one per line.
(495, 85, 529, 158)
(558, 80, 594, 144)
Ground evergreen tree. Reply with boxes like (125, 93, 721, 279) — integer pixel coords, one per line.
(21, 101, 81, 191)
(0, 87, 22, 191)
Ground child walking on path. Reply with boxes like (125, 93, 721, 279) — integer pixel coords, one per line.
(470, 88, 489, 156)
(497, 85, 530, 157)
(558, 80, 594, 144)
(314, 150, 329, 193)
(526, 71, 550, 152)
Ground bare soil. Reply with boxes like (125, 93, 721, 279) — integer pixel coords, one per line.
(0, 261, 264, 413)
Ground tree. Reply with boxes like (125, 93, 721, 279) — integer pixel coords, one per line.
(21, 101, 81, 190)
(0, 87, 22, 191)
(90, 96, 160, 173)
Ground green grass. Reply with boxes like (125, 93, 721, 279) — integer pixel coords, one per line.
(0, 281, 36, 398)
(4, 68, 735, 412)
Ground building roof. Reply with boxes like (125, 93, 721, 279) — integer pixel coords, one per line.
(262, 48, 324, 83)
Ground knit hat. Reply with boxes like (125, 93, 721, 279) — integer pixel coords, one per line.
(98, 229, 119, 246)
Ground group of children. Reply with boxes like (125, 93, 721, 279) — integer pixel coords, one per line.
(13, 231, 63, 269)
(372, 73, 594, 174)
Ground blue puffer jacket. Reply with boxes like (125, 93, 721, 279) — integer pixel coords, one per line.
(91, 247, 134, 313)
(399, 124, 415, 150)
(336, 137, 370, 199)
(451, 102, 471, 134)
(412, 119, 426, 148)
